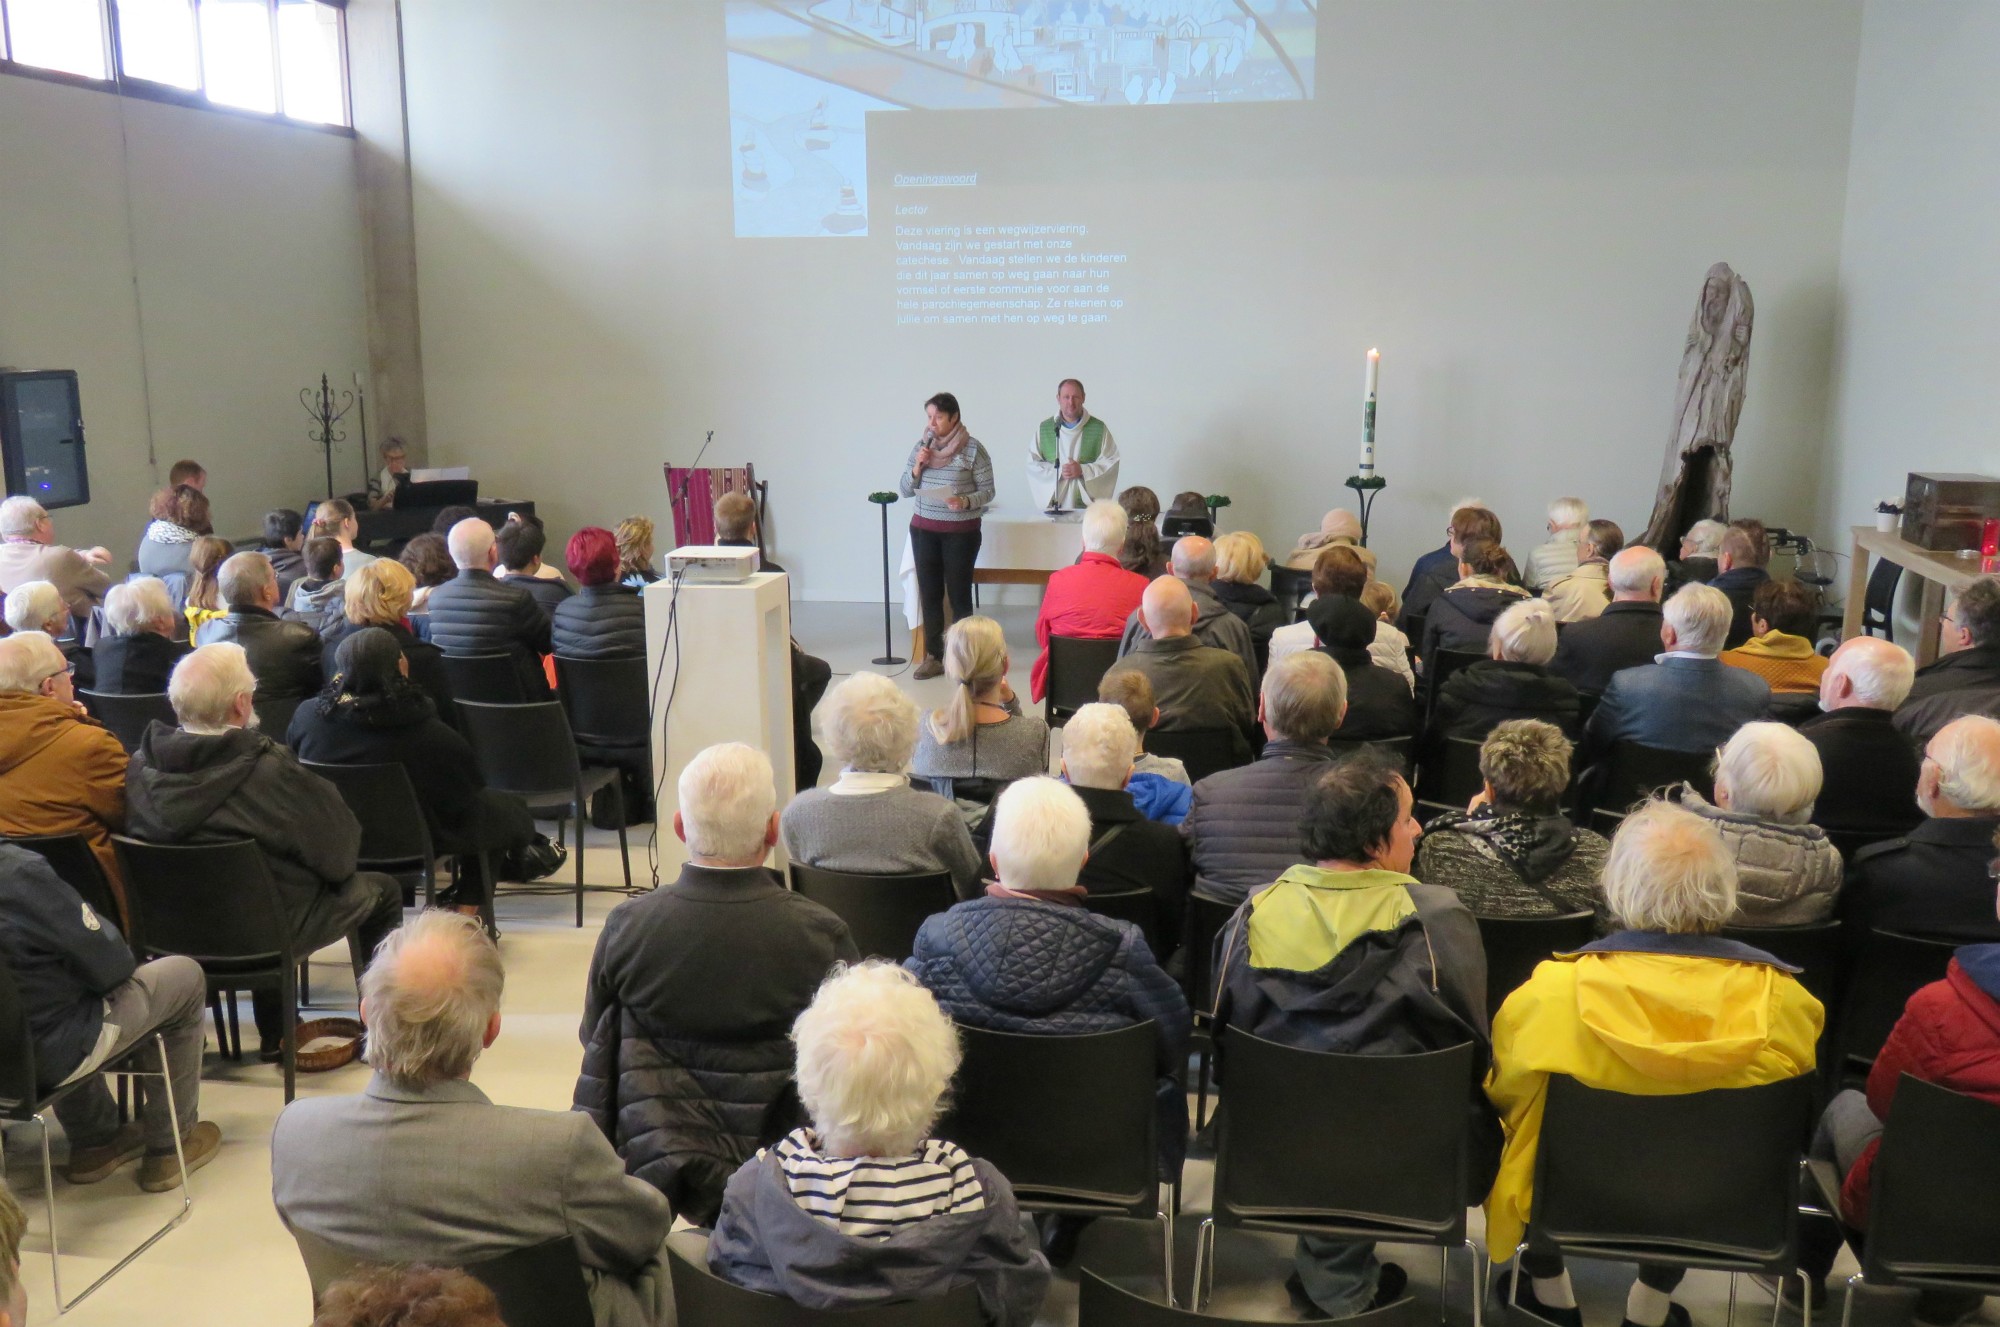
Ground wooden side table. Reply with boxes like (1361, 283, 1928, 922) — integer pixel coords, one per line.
(1841, 524, 1987, 664)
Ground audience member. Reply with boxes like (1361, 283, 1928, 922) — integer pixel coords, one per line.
(0, 843, 218, 1191)
(1543, 519, 1622, 623)
(1525, 497, 1589, 593)
(167, 458, 206, 491)
(577, 744, 857, 1225)
(1420, 536, 1531, 662)
(1271, 545, 1415, 688)
(265, 509, 308, 600)
(1028, 499, 1147, 702)
(0, 1180, 22, 1327)
(1308, 594, 1418, 742)
(780, 673, 982, 898)
(0, 496, 111, 619)
(368, 438, 411, 509)
(1799, 637, 1922, 837)
(181, 535, 233, 636)
(1432, 599, 1581, 742)
(1181, 650, 1347, 903)
(319, 559, 454, 723)
(1840, 715, 2000, 946)
(1111, 577, 1258, 759)
(398, 532, 455, 612)
(1711, 523, 1772, 649)
(1213, 752, 1489, 1318)
(1581, 583, 1770, 758)
(310, 498, 378, 574)
(1894, 575, 2000, 743)
(1209, 531, 1288, 671)
(708, 962, 1049, 1325)
(94, 578, 188, 695)
(1679, 723, 1842, 925)
(313, 1265, 504, 1327)
(1400, 500, 1497, 633)
(137, 484, 212, 584)
(426, 518, 552, 698)
(288, 630, 532, 913)
(1115, 535, 1258, 682)
(495, 516, 573, 613)
(0, 632, 129, 920)
(288, 537, 347, 625)
(196, 551, 324, 703)
(429, 504, 478, 536)
(1161, 490, 1212, 539)
(1283, 507, 1363, 572)
(275, 912, 673, 1327)
(3, 580, 89, 686)
(1414, 720, 1608, 922)
(126, 643, 403, 1058)
(552, 527, 646, 659)
(1096, 669, 1194, 823)
(1670, 517, 1728, 590)
(910, 616, 1050, 791)
(1549, 545, 1668, 695)
(1053, 703, 1193, 939)
(1719, 578, 1827, 694)
(616, 515, 661, 587)
(1117, 485, 1168, 578)
(1484, 801, 1822, 1327)
(908, 778, 1190, 1201)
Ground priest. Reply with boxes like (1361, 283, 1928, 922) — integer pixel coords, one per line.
(1027, 378, 1121, 510)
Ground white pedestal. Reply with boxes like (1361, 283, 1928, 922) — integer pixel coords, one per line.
(644, 571, 794, 877)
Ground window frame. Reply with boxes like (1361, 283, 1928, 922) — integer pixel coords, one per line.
(0, 0, 353, 136)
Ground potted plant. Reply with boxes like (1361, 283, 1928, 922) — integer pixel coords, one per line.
(1875, 499, 1903, 534)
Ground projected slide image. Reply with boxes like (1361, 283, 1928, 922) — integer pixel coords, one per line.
(726, 1, 1316, 237)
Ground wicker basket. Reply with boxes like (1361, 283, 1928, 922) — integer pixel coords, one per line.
(294, 1017, 365, 1073)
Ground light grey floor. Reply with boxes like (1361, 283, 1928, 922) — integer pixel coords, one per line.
(7, 601, 1942, 1326)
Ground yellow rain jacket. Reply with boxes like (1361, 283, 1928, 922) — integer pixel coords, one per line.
(1482, 933, 1824, 1255)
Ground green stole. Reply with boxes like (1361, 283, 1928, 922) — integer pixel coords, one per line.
(1036, 416, 1105, 464)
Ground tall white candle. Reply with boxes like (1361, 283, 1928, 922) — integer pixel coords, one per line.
(1360, 348, 1380, 477)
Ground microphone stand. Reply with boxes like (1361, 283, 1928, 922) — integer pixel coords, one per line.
(868, 492, 904, 665)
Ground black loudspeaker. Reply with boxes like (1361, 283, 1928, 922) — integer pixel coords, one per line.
(1, 370, 90, 510)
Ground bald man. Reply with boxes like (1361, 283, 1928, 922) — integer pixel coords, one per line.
(1115, 534, 1258, 683)
(1105, 577, 1255, 758)
(424, 516, 553, 697)
(1549, 545, 1668, 695)
(1799, 637, 1923, 838)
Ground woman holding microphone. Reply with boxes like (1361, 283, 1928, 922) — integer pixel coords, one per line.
(899, 392, 995, 679)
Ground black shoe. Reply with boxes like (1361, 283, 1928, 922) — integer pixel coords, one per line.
(1371, 1263, 1409, 1309)
(1620, 1304, 1691, 1327)
(1038, 1214, 1088, 1269)
(1285, 1271, 1330, 1320)
(1501, 1273, 1586, 1327)
(258, 1041, 285, 1064)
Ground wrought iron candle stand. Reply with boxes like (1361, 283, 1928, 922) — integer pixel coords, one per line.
(1345, 475, 1387, 546)
(300, 373, 355, 499)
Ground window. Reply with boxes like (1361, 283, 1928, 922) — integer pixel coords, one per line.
(2, 0, 348, 128)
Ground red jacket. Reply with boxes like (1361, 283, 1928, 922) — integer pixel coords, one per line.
(1030, 553, 1148, 701)
(1842, 949, 2000, 1225)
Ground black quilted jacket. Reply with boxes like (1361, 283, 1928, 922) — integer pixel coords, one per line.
(1180, 741, 1341, 904)
(552, 584, 646, 660)
(423, 568, 551, 697)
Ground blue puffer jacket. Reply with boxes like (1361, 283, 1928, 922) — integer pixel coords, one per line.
(907, 896, 1192, 1174)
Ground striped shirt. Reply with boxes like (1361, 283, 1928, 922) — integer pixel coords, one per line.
(772, 1129, 986, 1239)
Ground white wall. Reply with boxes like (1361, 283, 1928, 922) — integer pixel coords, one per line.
(0, 75, 371, 554)
(402, 2, 1862, 596)
(1821, 0, 2000, 544)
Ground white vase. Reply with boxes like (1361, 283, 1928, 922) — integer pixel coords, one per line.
(1876, 511, 1900, 533)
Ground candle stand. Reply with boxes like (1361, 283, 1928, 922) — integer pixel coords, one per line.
(1345, 475, 1387, 547)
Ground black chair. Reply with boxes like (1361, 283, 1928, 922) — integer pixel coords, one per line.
(1331, 733, 1416, 778)
(1415, 735, 1485, 814)
(937, 1022, 1177, 1304)
(112, 835, 302, 1101)
(1810, 1077, 2000, 1319)
(553, 653, 651, 751)
(456, 700, 631, 926)
(1144, 729, 1243, 784)
(1420, 648, 1484, 723)
(1596, 741, 1714, 815)
(1476, 911, 1597, 1018)
(1510, 1074, 1817, 1325)
(1765, 693, 1821, 727)
(1821, 826, 1904, 864)
(666, 1230, 982, 1326)
(253, 694, 304, 739)
(1860, 558, 1903, 641)
(293, 1229, 595, 1327)
(1181, 891, 1238, 1129)
(1269, 566, 1314, 623)
(789, 864, 954, 961)
(440, 652, 529, 704)
(299, 761, 445, 911)
(1193, 1034, 1481, 1322)
(0, 956, 193, 1311)
(1719, 921, 1843, 1010)
(77, 688, 174, 754)
(1830, 929, 1957, 1085)
(4, 832, 126, 937)
(1087, 888, 1159, 953)
(1045, 635, 1124, 727)
(1082, 1268, 1428, 1327)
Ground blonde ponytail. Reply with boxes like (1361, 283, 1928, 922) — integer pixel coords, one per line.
(928, 615, 1008, 744)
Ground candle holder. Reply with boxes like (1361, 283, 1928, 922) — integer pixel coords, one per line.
(867, 492, 905, 666)
(1344, 475, 1387, 546)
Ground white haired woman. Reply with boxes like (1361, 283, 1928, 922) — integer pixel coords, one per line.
(4, 579, 91, 687)
(910, 616, 1049, 798)
(1027, 499, 1147, 703)
(781, 673, 983, 898)
(708, 961, 1051, 1327)
(1485, 801, 1822, 1327)
(1431, 599, 1581, 742)
(1678, 722, 1842, 925)
(1525, 496, 1589, 593)
(94, 576, 189, 694)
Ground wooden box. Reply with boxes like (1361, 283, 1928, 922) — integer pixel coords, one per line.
(1901, 472, 2000, 551)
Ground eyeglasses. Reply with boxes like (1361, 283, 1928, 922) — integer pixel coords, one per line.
(40, 663, 75, 683)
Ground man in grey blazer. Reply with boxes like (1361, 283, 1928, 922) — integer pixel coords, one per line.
(271, 912, 671, 1327)
(1581, 582, 1771, 762)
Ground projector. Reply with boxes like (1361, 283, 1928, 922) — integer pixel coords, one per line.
(667, 545, 760, 583)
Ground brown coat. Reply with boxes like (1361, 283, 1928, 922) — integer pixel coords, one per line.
(0, 693, 129, 921)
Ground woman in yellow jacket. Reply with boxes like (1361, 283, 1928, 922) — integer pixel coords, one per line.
(1484, 800, 1824, 1327)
